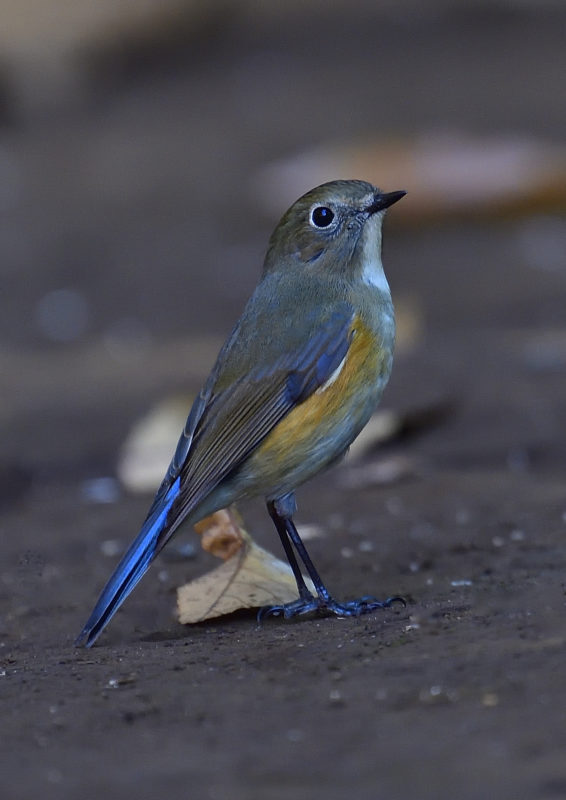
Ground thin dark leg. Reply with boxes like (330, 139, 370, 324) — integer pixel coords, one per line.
(258, 493, 405, 622)
(283, 515, 331, 602)
(266, 500, 313, 601)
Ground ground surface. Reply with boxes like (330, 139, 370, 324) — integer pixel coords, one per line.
(1, 5, 566, 800)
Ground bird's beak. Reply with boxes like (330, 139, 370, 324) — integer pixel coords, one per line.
(366, 190, 406, 214)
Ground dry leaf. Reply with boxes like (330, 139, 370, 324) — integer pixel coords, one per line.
(117, 394, 192, 492)
(346, 410, 402, 463)
(339, 455, 418, 490)
(193, 508, 245, 560)
(0, 1, 228, 111)
(346, 400, 455, 464)
(177, 521, 315, 624)
(253, 132, 566, 224)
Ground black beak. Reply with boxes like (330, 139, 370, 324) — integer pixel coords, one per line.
(367, 190, 406, 214)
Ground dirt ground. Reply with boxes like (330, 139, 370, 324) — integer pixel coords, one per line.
(1, 5, 566, 800)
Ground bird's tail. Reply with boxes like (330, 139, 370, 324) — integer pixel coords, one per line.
(75, 477, 181, 648)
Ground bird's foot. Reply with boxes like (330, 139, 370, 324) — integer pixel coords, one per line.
(323, 594, 406, 617)
(257, 596, 321, 621)
(257, 593, 405, 622)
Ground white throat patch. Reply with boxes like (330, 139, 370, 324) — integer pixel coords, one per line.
(360, 213, 390, 295)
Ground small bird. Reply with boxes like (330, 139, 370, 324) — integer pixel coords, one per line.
(76, 179, 405, 647)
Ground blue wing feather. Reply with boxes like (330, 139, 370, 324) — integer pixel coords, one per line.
(74, 477, 181, 647)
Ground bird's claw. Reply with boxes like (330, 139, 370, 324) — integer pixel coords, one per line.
(257, 593, 405, 623)
(257, 596, 320, 622)
(325, 594, 406, 617)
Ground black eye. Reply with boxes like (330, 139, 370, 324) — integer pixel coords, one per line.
(311, 206, 335, 228)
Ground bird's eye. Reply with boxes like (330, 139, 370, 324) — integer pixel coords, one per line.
(310, 206, 335, 228)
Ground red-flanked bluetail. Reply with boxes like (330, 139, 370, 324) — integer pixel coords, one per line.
(76, 180, 405, 647)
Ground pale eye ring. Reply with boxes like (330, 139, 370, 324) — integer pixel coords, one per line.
(310, 206, 335, 228)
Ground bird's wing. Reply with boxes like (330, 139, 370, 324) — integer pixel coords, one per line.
(157, 305, 355, 542)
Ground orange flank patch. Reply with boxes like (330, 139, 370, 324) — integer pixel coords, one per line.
(251, 317, 384, 478)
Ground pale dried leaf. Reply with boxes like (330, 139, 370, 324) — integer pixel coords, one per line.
(340, 455, 418, 490)
(1, 1, 227, 111)
(117, 394, 191, 492)
(193, 508, 245, 560)
(177, 530, 315, 624)
(253, 133, 566, 224)
(347, 399, 455, 464)
(346, 410, 402, 463)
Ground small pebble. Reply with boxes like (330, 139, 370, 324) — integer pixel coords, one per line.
(482, 692, 499, 707)
(419, 686, 437, 702)
(106, 674, 136, 689)
(329, 689, 344, 705)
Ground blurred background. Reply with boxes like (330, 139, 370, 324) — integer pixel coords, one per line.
(1, 0, 565, 478)
(2, 2, 566, 799)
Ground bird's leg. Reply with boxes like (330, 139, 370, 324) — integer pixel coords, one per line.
(266, 498, 314, 602)
(258, 495, 320, 620)
(259, 493, 405, 621)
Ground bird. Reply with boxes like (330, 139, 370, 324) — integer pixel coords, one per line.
(75, 179, 406, 647)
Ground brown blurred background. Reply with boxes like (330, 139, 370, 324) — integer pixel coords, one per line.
(2, 0, 565, 469)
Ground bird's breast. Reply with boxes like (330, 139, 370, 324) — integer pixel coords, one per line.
(240, 314, 392, 496)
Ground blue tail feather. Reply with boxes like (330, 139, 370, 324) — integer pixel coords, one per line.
(75, 477, 181, 648)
